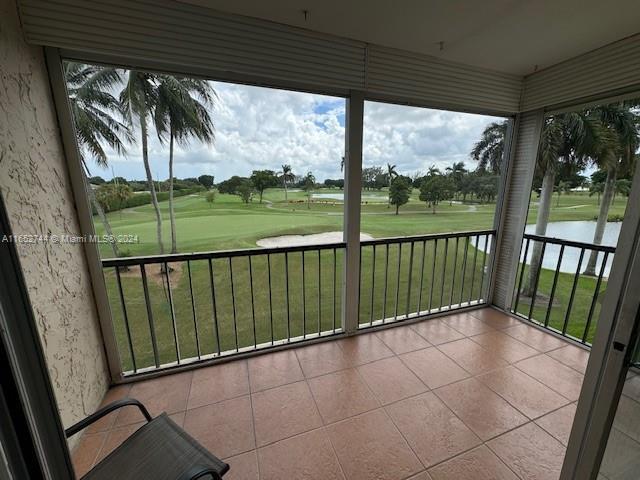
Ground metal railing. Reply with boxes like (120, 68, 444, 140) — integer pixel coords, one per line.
(358, 230, 496, 327)
(512, 233, 615, 345)
(103, 242, 345, 375)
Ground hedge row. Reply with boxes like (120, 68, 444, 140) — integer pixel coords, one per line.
(94, 186, 205, 214)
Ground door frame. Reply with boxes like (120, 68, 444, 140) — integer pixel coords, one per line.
(561, 157, 640, 479)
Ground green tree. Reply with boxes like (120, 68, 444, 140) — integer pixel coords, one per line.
(389, 177, 411, 215)
(155, 75, 215, 253)
(198, 174, 215, 189)
(279, 164, 295, 201)
(302, 172, 316, 209)
(584, 103, 639, 276)
(555, 180, 571, 207)
(237, 179, 254, 204)
(95, 183, 133, 212)
(471, 120, 508, 174)
(386, 163, 398, 207)
(64, 62, 132, 258)
(445, 161, 467, 199)
(205, 190, 217, 207)
(251, 170, 277, 203)
(120, 70, 165, 254)
(419, 175, 454, 213)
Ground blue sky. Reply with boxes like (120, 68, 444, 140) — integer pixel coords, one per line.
(94, 80, 503, 183)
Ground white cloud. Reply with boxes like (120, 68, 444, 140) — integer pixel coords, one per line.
(94, 80, 502, 182)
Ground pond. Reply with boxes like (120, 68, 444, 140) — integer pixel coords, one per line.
(312, 192, 388, 202)
(473, 221, 621, 277)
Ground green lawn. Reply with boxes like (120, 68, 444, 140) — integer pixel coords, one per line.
(96, 188, 625, 372)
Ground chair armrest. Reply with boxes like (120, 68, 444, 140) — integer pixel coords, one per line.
(178, 465, 223, 480)
(65, 398, 152, 438)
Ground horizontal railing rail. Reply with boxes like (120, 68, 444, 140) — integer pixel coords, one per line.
(512, 233, 615, 345)
(359, 230, 496, 328)
(103, 242, 345, 376)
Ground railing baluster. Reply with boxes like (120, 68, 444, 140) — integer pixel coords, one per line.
(583, 251, 609, 343)
(267, 254, 274, 345)
(478, 234, 490, 302)
(449, 237, 459, 308)
(439, 238, 449, 310)
(382, 244, 389, 321)
(140, 265, 160, 368)
(562, 248, 585, 335)
(459, 236, 470, 306)
(163, 262, 180, 363)
(317, 249, 321, 335)
(394, 243, 402, 321)
(544, 244, 565, 328)
(187, 260, 201, 360)
(513, 237, 531, 314)
(527, 241, 547, 321)
(370, 245, 376, 326)
(406, 241, 415, 318)
(248, 256, 257, 348)
(208, 259, 221, 355)
(333, 248, 337, 333)
(468, 235, 479, 305)
(228, 258, 239, 352)
(429, 239, 437, 312)
(302, 251, 307, 338)
(417, 240, 426, 314)
(285, 252, 290, 340)
(115, 267, 136, 372)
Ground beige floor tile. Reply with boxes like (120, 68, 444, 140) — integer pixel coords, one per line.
(188, 360, 249, 409)
(308, 369, 379, 424)
(86, 384, 132, 433)
(441, 312, 494, 336)
(295, 341, 353, 378)
(535, 403, 577, 445)
(437, 338, 508, 375)
(224, 450, 259, 480)
(386, 392, 481, 468)
(71, 432, 107, 478)
(434, 378, 527, 440)
(503, 324, 567, 352)
(247, 350, 304, 392)
(516, 354, 584, 401)
(327, 409, 422, 480)
(410, 320, 465, 345)
(400, 347, 469, 389)
(336, 333, 394, 365)
(358, 356, 427, 405)
(470, 330, 539, 363)
(488, 422, 565, 480)
(468, 308, 521, 330)
(375, 325, 432, 354)
(547, 344, 590, 374)
(428, 445, 518, 480)
(252, 381, 322, 446)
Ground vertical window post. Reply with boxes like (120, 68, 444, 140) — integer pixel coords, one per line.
(342, 91, 364, 334)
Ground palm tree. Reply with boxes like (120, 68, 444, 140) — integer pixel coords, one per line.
(64, 62, 132, 258)
(280, 164, 295, 201)
(386, 163, 398, 207)
(120, 71, 165, 254)
(522, 112, 599, 296)
(302, 172, 316, 209)
(583, 103, 639, 275)
(471, 121, 508, 174)
(446, 161, 467, 200)
(155, 75, 215, 254)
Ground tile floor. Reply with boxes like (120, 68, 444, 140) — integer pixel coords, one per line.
(71, 308, 592, 480)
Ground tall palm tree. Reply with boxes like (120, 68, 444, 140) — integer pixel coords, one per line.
(583, 103, 639, 275)
(522, 112, 599, 296)
(471, 121, 508, 174)
(120, 71, 165, 254)
(280, 164, 295, 201)
(302, 172, 316, 209)
(446, 161, 467, 200)
(64, 62, 131, 258)
(386, 163, 398, 207)
(155, 75, 215, 254)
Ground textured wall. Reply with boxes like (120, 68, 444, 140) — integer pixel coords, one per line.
(0, 0, 109, 446)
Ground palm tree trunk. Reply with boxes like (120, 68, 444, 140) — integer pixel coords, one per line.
(523, 168, 555, 297)
(584, 169, 616, 276)
(283, 178, 288, 201)
(169, 131, 177, 254)
(87, 179, 120, 258)
(140, 116, 164, 254)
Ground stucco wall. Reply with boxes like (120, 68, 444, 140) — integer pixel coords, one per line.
(0, 0, 109, 446)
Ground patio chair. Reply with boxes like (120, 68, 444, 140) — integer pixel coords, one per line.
(66, 398, 229, 480)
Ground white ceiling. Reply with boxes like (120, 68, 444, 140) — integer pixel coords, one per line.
(178, 0, 640, 76)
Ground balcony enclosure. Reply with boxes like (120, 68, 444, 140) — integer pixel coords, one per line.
(3, 1, 640, 479)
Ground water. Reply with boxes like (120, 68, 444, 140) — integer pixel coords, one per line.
(312, 192, 388, 202)
(522, 221, 621, 277)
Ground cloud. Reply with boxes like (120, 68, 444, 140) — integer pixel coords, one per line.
(94, 80, 502, 182)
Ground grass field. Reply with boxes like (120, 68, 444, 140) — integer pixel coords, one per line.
(95, 188, 627, 371)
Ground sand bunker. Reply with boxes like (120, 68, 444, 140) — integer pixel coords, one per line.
(257, 231, 373, 248)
